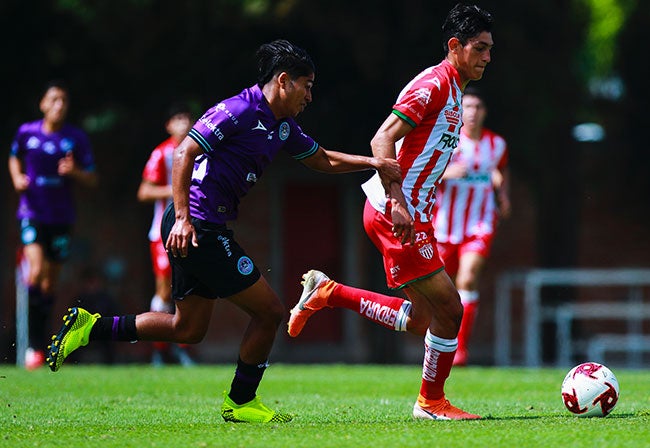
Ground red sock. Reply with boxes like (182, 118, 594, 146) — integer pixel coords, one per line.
(457, 300, 478, 353)
(328, 283, 411, 331)
(153, 341, 169, 351)
(419, 330, 457, 401)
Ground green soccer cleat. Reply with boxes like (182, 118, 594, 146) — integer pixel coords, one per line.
(46, 307, 100, 372)
(221, 394, 293, 423)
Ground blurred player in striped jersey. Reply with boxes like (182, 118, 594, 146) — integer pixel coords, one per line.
(137, 104, 195, 367)
(433, 87, 510, 366)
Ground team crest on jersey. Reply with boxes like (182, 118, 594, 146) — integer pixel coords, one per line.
(418, 243, 434, 260)
(237, 256, 254, 275)
(279, 122, 290, 141)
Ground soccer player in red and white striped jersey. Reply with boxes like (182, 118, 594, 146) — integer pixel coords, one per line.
(137, 104, 195, 366)
(289, 4, 494, 420)
(433, 87, 510, 366)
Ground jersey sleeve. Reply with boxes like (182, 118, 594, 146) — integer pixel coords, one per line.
(141, 146, 166, 185)
(9, 124, 27, 158)
(72, 128, 95, 171)
(392, 75, 447, 128)
(494, 134, 509, 170)
(283, 120, 318, 161)
(188, 98, 252, 156)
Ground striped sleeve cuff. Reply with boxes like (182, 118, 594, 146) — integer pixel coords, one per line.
(293, 141, 319, 160)
(188, 129, 214, 154)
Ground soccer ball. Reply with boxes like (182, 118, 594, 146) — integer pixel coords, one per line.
(561, 362, 619, 417)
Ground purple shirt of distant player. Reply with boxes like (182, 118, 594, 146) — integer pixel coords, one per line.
(187, 84, 318, 224)
(10, 119, 95, 225)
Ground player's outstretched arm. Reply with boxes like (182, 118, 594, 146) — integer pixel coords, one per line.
(300, 146, 401, 186)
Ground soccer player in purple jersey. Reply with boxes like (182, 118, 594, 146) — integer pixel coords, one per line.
(47, 40, 402, 423)
(9, 81, 97, 370)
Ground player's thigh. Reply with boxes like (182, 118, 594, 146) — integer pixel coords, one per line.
(225, 275, 284, 321)
(457, 252, 486, 283)
(22, 243, 45, 282)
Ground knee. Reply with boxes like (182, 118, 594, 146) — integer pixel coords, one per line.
(446, 291, 464, 327)
(407, 318, 429, 336)
(174, 321, 207, 344)
(267, 301, 285, 328)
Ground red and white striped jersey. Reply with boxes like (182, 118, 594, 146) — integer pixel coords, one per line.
(433, 128, 508, 243)
(362, 60, 463, 223)
(141, 137, 176, 242)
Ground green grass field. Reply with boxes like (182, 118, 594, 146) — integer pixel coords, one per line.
(1, 364, 649, 447)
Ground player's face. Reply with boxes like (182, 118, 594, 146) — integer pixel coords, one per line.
(40, 87, 69, 126)
(461, 95, 486, 131)
(284, 74, 314, 117)
(167, 113, 192, 140)
(455, 31, 493, 82)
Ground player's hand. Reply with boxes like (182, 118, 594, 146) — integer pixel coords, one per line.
(443, 162, 468, 179)
(12, 173, 30, 192)
(491, 169, 504, 188)
(374, 157, 402, 189)
(58, 152, 76, 176)
(165, 217, 199, 258)
(390, 199, 415, 245)
(497, 195, 511, 219)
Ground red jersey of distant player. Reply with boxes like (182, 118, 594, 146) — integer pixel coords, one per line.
(141, 136, 175, 276)
(432, 127, 508, 260)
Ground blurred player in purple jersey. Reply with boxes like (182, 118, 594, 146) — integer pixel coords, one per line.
(47, 39, 401, 423)
(9, 81, 97, 370)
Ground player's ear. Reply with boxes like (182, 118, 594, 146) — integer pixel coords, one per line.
(277, 71, 291, 89)
(448, 37, 461, 54)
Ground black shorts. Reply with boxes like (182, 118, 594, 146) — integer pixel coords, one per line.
(161, 203, 261, 300)
(19, 218, 72, 262)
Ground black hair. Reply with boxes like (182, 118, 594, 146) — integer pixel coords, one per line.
(462, 86, 485, 103)
(255, 39, 315, 87)
(442, 3, 493, 53)
(41, 79, 69, 99)
(166, 102, 192, 121)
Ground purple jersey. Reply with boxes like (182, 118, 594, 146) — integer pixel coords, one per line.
(187, 84, 318, 223)
(10, 119, 95, 225)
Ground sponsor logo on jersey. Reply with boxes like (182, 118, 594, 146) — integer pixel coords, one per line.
(414, 88, 431, 106)
(360, 298, 398, 327)
(216, 102, 239, 125)
(27, 136, 40, 150)
(279, 122, 290, 141)
(444, 109, 461, 126)
(439, 132, 459, 149)
(43, 141, 57, 154)
(199, 116, 224, 140)
(237, 256, 254, 275)
(252, 120, 267, 131)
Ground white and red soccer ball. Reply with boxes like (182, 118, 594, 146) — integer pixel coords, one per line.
(561, 362, 620, 417)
